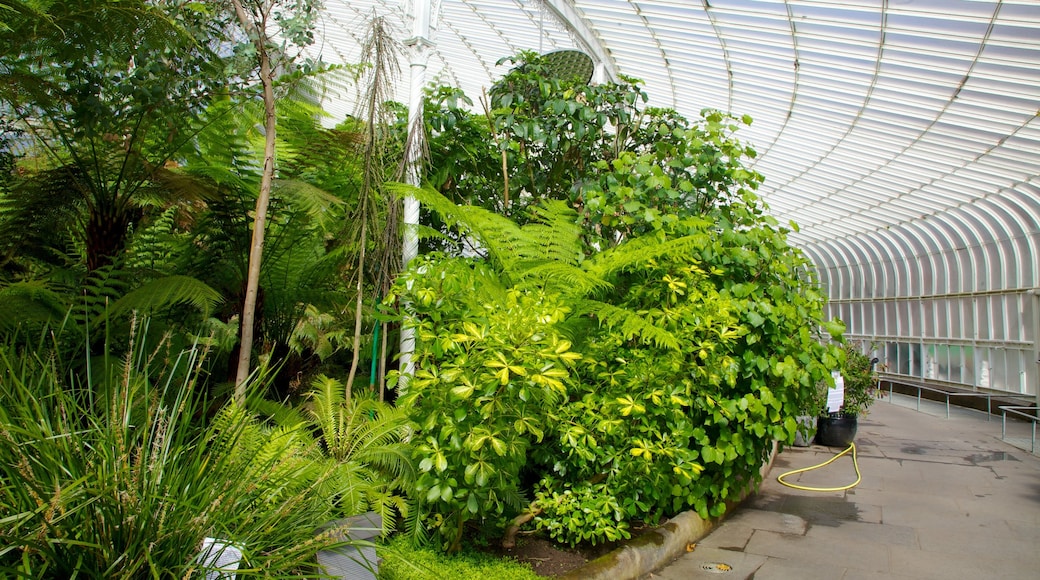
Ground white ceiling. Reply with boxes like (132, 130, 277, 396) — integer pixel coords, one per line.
(313, 0, 1040, 251)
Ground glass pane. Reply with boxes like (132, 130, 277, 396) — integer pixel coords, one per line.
(921, 298, 935, 338)
(949, 297, 961, 338)
(963, 346, 975, 389)
(1008, 350, 1027, 394)
(976, 297, 990, 340)
(894, 345, 911, 378)
(948, 345, 962, 384)
(989, 349, 1008, 391)
(1020, 294, 1034, 343)
(990, 296, 1006, 341)
(909, 343, 921, 378)
(935, 344, 950, 383)
(936, 300, 949, 338)
(956, 248, 972, 293)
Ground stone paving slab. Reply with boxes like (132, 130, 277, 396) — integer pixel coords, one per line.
(644, 396, 1040, 580)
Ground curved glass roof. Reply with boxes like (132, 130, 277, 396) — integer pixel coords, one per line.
(314, 0, 1040, 254)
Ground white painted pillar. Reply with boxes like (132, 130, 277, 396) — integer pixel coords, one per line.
(399, 0, 435, 384)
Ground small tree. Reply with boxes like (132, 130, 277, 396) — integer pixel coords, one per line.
(226, 0, 322, 400)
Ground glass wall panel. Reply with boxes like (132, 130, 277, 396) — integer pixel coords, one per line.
(1009, 350, 1027, 394)
(887, 303, 899, 336)
(921, 298, 935, 338)
(975, 297, 989, 340)
(990, 348, 1007, 391)
(908, 343, 921, 377)
(948, 345, 962, 384)
(949, 297, 961, 338)
(960, 297, 973, 341)
(935, 344, 951, 382)
(1010, 297, 1027, 343)
(894, 300, 906, 336)
(990, 296, 1006, 340)
(882, 258, 897, 298)
(936, 300, 949, 338)
(963, 346, 975, 387)
(956, 248, 972, 293)
(999, 238, 1017, 288)
(985, 242, 1002, 291)
(1021, 295, 1034, 342)
(974, 247, 989, 292)
(930, 253, 946, 295)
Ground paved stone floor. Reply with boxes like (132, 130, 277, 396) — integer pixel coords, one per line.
(646, 394, 1040, 580)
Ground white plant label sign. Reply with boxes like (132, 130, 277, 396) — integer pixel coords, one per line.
(827, 370, 845, 413)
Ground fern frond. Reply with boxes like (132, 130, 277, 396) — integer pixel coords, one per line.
(272, 179, 346, 228)
(308, 374, 347, 454)
(0, 281, 67, 331)
(584, 229, 711, 282)
(105, 275, 223, 321)
(576, 299, 681, 351)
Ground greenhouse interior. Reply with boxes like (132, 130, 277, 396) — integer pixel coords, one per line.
(1, 1, 1038, 579)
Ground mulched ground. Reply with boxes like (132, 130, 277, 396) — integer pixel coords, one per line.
(497, 536, 591, 577)
(491, 524, 653, 577)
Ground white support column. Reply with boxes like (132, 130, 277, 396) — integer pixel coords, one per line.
(399, 0, 436, 384)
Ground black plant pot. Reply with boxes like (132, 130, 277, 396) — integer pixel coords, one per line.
(815, 414, 857, 447)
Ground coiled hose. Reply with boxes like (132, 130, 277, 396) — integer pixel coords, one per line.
(776, 442, 861, 492)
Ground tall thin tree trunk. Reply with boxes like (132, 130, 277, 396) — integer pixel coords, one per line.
(231, 0, 277, 403)
(344, 220, 366, 403)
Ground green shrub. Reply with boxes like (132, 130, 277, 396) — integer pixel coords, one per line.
(0, 324, 354, 578)
(387, 256, 580, 552)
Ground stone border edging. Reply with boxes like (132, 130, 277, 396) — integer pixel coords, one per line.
(556, 441, 779, 580)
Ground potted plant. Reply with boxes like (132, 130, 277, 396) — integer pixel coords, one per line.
(816, 342, 878, 447)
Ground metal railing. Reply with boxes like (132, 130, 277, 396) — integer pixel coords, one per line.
(877, 374, 1034, 421)
(999, 406, 1040, 454)
(877, 374, 1039, 454)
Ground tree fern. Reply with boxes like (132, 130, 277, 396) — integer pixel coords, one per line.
(105, 275, 223, 321)
(0, 280, 67, 331)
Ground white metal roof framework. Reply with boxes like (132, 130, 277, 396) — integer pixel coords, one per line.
(314, 0, 1040, 397)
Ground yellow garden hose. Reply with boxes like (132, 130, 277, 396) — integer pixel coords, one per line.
(776, 442, 861, 492)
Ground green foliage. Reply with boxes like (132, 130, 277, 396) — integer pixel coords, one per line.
(834, 341, 878, 417)
(298, 375, 417, 533)
(392, 59, 845, 548)
(378, 535, 539, 580)
(0, 322, 355, 578)
(532, 481, 630, 547)
(386, 256, 580, 552)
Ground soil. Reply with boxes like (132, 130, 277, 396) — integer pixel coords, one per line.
(491, 524, 652, 577)
(496, 535, 591, 577)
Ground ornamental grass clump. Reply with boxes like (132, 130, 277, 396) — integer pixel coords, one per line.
(0, 321, 355, 578)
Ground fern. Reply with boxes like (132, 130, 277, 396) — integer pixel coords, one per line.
(575, 298, 680, 351)
(105, 275, 223, 321)
(0, 281, 67, 331)
(251, 374, 420, 537)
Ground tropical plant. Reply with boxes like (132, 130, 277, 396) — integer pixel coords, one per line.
(830, 341, 878, 418)
(389, 60, 844, 548)
(1, 0, 227, 274)
(386, 253, 580, 552)
(226, 0, 326, 400)
(0, 320, 355, 578)
(252, 373, 419, 539)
